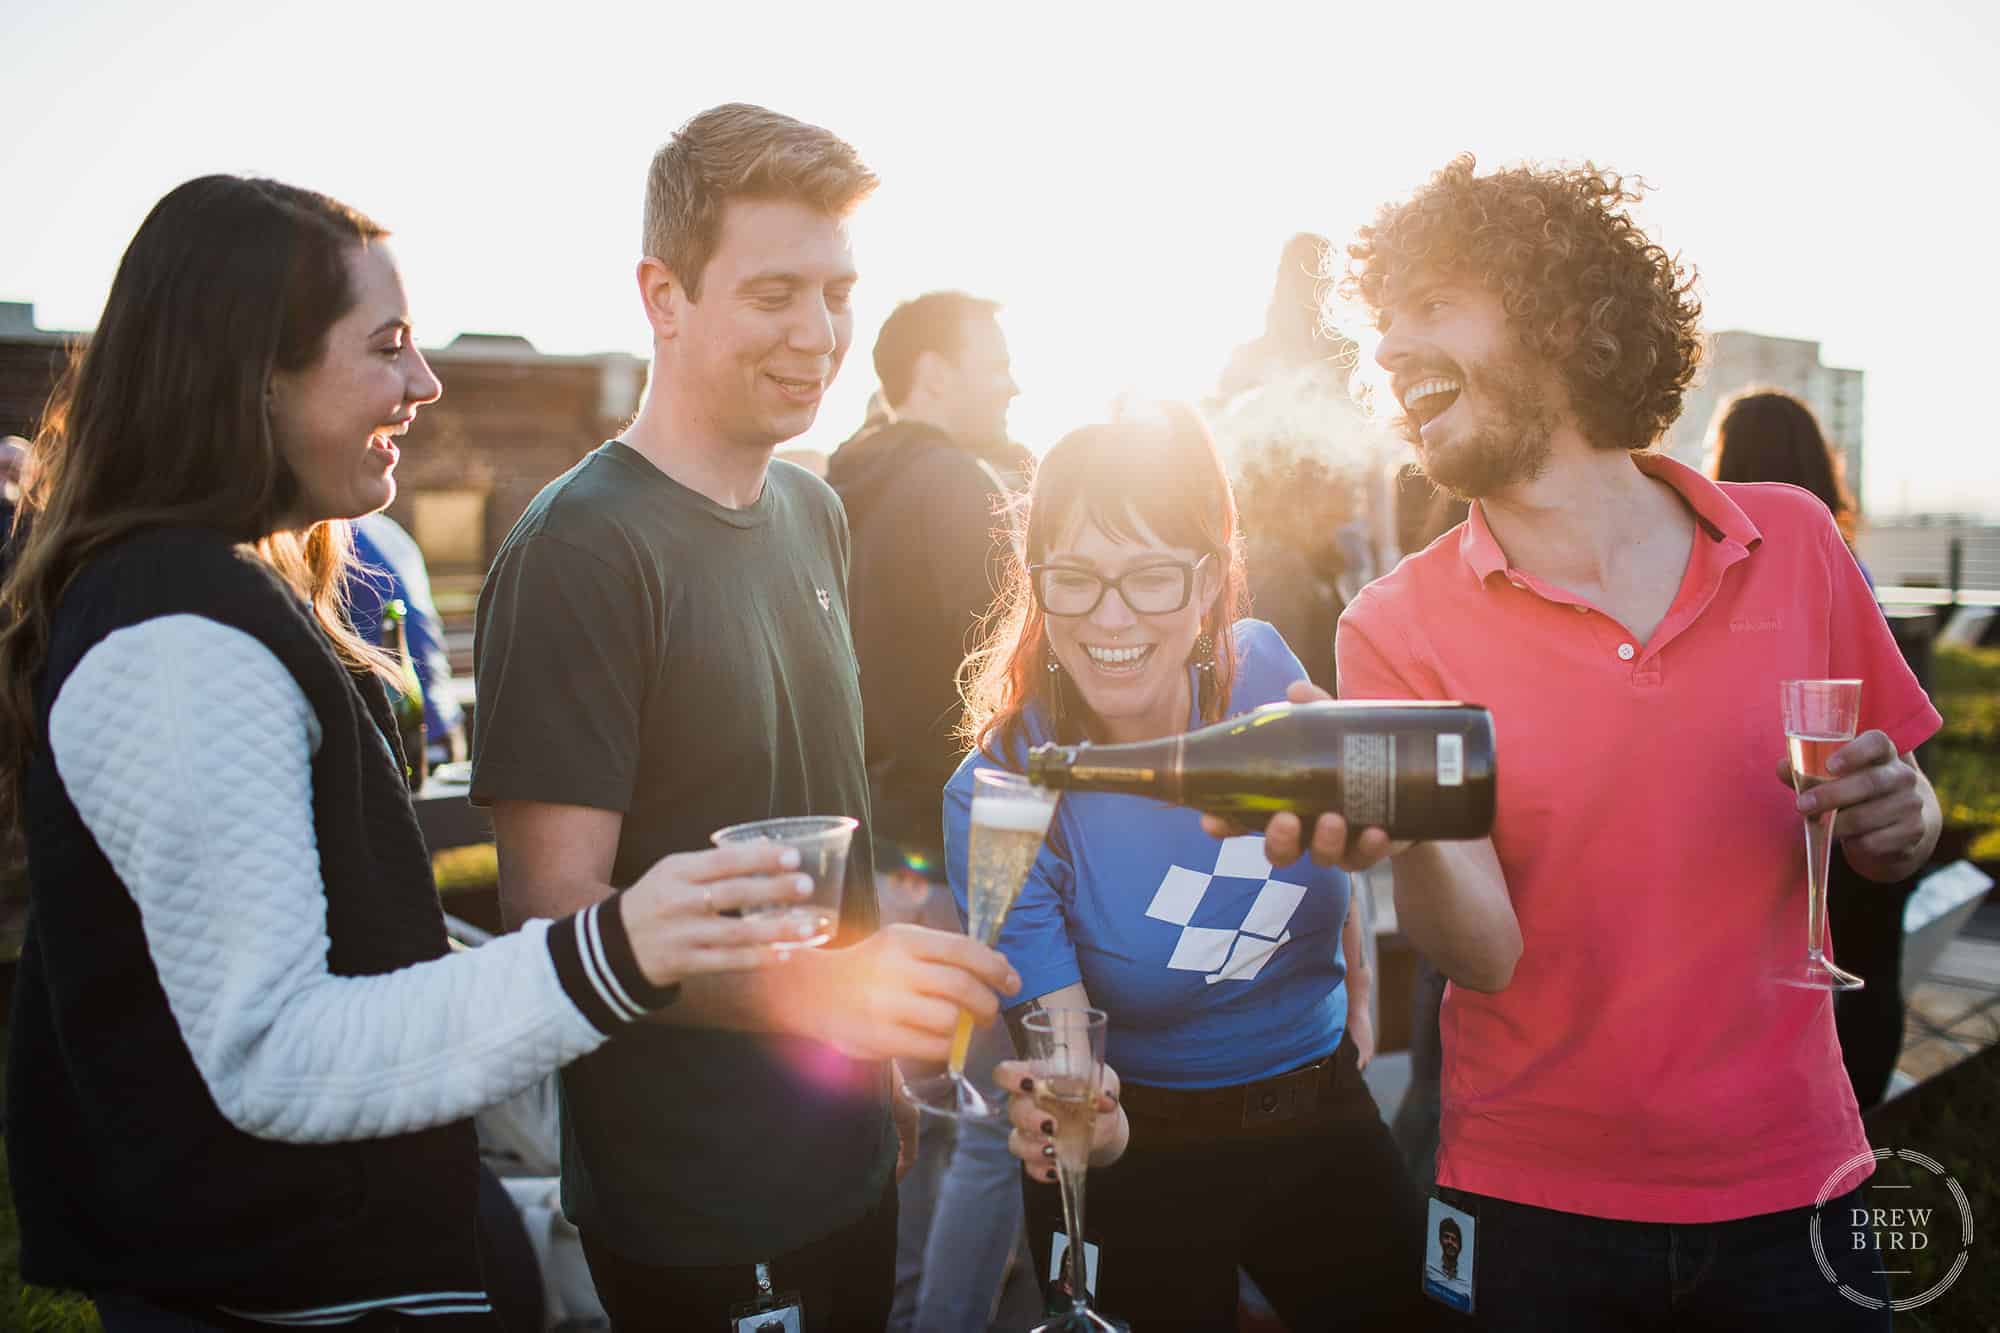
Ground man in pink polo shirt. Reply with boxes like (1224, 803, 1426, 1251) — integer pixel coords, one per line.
(1239, 157, 1943, 1328)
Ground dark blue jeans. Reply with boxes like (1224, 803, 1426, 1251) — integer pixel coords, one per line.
(1434, 1185, 1890, 1331)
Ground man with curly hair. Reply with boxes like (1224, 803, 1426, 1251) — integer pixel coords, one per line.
(1244, 156, 1942, 1328)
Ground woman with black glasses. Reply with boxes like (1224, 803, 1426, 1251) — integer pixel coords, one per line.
(942, 405, 1428, 1330)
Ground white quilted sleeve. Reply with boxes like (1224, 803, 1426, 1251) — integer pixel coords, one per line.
(48, 615, 607, 1144)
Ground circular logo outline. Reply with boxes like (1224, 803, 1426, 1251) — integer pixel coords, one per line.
(1811, 1147, 1974, 1312)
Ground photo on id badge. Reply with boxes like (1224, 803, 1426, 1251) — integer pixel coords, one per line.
(1049, 1229, 1101, 1295)
(1423, 1196, 1475, 1313)
(730, 1303, 801, 1333)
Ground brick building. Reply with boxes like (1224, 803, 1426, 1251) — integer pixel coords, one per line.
(0, 302, 646, 576)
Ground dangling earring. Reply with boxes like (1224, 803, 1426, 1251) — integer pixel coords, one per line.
(1045, 647, 1067, 727)
(1191, 629, 1216, 674)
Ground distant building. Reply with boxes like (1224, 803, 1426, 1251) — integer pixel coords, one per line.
(0, 304, 646, 574)
(391, 333, 645, 572)
(0, 303, 72, 441)
(1667, 330, 1865, 508)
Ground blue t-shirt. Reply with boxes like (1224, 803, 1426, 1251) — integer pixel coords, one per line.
(945, 619, 1351, 1090)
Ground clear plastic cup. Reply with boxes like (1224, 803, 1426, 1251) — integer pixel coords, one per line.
(709, 814, 858, 951)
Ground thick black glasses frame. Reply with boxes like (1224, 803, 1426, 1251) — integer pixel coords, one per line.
(1027, 553, 1213, 618)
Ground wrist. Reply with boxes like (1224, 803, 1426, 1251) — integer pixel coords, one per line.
(547, 897, 680, 1036)
(771, 943, 836, 1044)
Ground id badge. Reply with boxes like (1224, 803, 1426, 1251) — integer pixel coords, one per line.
(1048, 1229, 1101, 1295)
(728, 1261, 803, 1333)
(1422, 1195, 1476, 1313)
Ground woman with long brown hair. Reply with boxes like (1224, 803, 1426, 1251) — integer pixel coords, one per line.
(1705, 386, 1910, 1112)
(945, 406, 1426, 1329)
(0, 176, 814, 1330)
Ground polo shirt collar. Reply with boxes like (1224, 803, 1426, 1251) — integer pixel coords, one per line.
(1456, 450, 1761, 583)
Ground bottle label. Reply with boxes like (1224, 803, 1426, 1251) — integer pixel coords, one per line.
(1342, 733, 1394, 826)
(1068, 765, 1158, 784)
(1436, 733, 1465, 788)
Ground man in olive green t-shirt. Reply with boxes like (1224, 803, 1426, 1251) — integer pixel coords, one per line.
(471, 103, 1019, 1330)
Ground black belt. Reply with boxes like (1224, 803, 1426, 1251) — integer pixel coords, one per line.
(1118, 1047, 1345, 1133)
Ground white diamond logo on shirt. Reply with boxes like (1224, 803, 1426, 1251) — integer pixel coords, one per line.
(816, 587, 832, 613)
(1144, 836, 1306, 984)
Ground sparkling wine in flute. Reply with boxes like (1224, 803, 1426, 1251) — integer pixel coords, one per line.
(1033, 1076, 1098, 1173)
(902, 769, 1059, 1123)
(948, 794, 1057, 1072)
(1787, 733, 1844, 787)
(1777, 679, 1863, 991)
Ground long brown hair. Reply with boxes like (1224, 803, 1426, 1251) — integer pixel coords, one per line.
(960, 403, 1247, 763)
(0, 175, 398, 828)
(1707, 387, 1858, 547)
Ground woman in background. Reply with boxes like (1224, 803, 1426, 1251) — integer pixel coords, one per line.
(1707, 386, 1906, 1109)
(0, 175, 811, 1329)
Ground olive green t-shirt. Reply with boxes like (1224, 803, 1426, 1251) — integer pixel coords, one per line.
(471, 441, 890, 1265)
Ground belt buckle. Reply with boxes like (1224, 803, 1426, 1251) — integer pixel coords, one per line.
(1240, 1064, 1320, 1128)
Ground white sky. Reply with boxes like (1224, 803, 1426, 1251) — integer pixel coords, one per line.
(4, 0, 1997, 517)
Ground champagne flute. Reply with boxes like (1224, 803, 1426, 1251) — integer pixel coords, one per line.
(900, 769, 1058, 1121)
(1778, 679, 1864, 990)
(1024, 1006, 1122, 1333)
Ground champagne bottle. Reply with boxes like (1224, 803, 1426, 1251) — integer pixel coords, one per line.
(1025, 699, 1494, 841)
(381, 599, 428, 792)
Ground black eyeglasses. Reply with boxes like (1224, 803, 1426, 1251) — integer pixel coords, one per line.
(1028, 554, 1213, 618)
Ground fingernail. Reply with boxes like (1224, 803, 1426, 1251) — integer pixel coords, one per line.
(795, 919, 816, 938)
(779, 848, 801, 868)
(1041, 1119, 1055, 1135)
(795, 874, 815, 896)
(1019, 1077, 1035, 1093)
(1797, 795, 1817, 815)
(1825, 754, 1844, 775)
(1041, 1144, 1056, 1158)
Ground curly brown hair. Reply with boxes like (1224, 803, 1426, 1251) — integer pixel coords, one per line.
(1341, 154, 1704, 450)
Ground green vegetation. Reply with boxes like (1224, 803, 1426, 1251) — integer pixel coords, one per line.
(0, 1098, 100, 1330)
(1930, 644, 2000, 863)
(432, 841, 499, 896)
(1864, 1045, 1999, 1332)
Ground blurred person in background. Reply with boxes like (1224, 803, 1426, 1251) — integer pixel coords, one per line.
(0, 173, 817, 1331)
(1210, 234, 1372, 692)
(828, 290, 1034, 1331)
(830, 291, 1020, 893)
(342, 509, 467, 768)
(959, 405, 1428, 1330)
(1707, 386, 1909, 1110)
(1, 435, 31, 576)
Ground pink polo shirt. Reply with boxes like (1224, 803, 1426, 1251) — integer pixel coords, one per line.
(1337, 453, 1942, 1223)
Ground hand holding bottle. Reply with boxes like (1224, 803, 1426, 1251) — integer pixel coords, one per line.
(1197, 681, 1416, 870)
